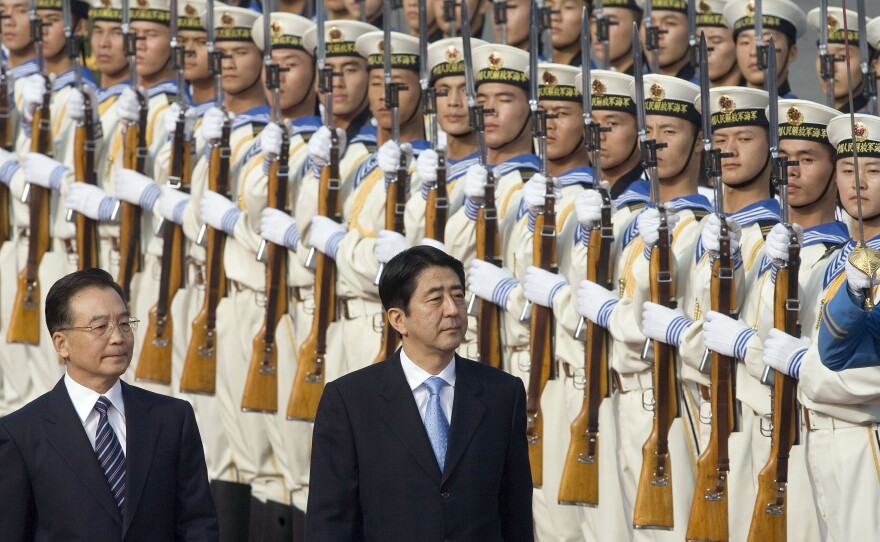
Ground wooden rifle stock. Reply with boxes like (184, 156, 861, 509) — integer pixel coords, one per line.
(424, 150, 447, 242)
(373, 163, 407, 364)
(526, 188, 557, 489)
(475, 169, 502, 368)
(179, 125, 230, 394)
(136, 132, 191, 385)
(559, 189, 613, 507)
(686, 246, 737, 542)
(242, 130, 290, 413)
(73, 123, 99, 269)
(747, 241, 800, 542)
(117, 100, 148, 302)
(287, 143, 341, 421)
(8, 89, 52, 344)
(634, 211, 679, 530)
(0, 66, 12, 249)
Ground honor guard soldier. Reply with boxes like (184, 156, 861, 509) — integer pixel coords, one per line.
(635, 0, 697, 82)
(808, 6, 874, 113)
(88, 0, 129, 170)
(697, 0, 742, 88)
(722, 0, 805, 99)
(590, 0, 643, 74)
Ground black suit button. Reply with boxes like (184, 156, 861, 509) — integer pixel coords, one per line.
(440, 492, 451, 500)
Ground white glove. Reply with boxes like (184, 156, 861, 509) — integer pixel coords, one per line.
(377, 140, 413, 176)
(23, 152, 68, 190)
(375, 229, 408, 264)
(157, 186, 190, 225)
(765, 223, 804, 264)
(260, 122, 286, 157)
(763, 328, 810, 378)
(67, 86, 99, 124)
(260, 207, 298, 249)
(416, 148, 439, 185)
(467, 258, 517, 309)
(420, 237, 448, 253)
(641, 301, 692, 347)
(576, 279, 618, 328)
(64, 183, 118, 222)
(200, 190, 242, 236)
(637, 204, 680, 247)
(307, 215, 347, 258)
(307, 126, 347, 167)
(116, 87, 143, 124)
(700, 213, 742, 254)
(463, 164, 488, 200)
(163, 102, 197, 137)
(702, 310, 756, 359)
(21, 74, 47, 123)
(845, 255, 877, 298)
(0, 148, 19, 187)
(115, 168, 159, 210)
(575, 189, 607, 229)
(200, 107, 229, 143)
(522, 174, 561, 214)
(523, 266, 567, 308)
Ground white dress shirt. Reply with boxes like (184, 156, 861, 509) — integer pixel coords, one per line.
(400, 348, 456, 425)
(64, 374, 127, 455)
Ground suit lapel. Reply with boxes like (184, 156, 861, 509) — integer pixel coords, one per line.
(378, 353, 443, 483)
(120, 381, 160, 537)
(43, 379, 123, 526)
(442, 357, 485, 484)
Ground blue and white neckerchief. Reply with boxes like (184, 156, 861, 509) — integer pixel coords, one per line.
(351, 123, 377, 146)
(96, 81, 129, 104)
(822, 234, 880, 289)
(420, 151, 480, 200)
(145, 78, 178, 99)
(8, 58, 39, 99)
(631, 193, 714, 259)
(760, 220, 850, 279)
(523, 166, 594, 228)
(695, 198, 781, 263)
(462, 154, 540, 220)
(574, 179, 652, 247)
(232, 104, 271, 131)
(191, 99, 216, 118)
(53, 67, 98, 92)
(352, 139, 431, 190)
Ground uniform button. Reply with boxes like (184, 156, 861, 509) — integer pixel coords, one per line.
(440, 492, 451, 500)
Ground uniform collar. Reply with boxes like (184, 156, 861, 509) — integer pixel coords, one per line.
(63, 373, 126, 424)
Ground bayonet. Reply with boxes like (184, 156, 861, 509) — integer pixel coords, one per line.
(594, 0, 610, 70)
(537, 0, 553, 63)
(755, 0, 768, 71)
(643, 0, 659, 73)
(493, 0, 507, 45)
(687, 0, 697, 71)
(819, 0, 835, 108)
(444, 0, 456, 38)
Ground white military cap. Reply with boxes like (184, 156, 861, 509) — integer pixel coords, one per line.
(129, 0, 171, 25)
(868, 18, 880, 52)
(89, 0, 122, 21)
(629, 73, 701, 125)
(427, 38, 487, 84)
(303, 21, 377, 58)
(202, 5, 260, 42)
(695, 0, 729, 28)
(356, 31, 420, 71)
(525, 63, 582, 102)
(633, 0, 687, 14)
(694, 86, 770, 128)
(252, 13, 315, 52)
(178, 0, 214, 31)
(771, 99, 839, 144)
(723, 0, 806, 42)
(828, 113, 880, 159)
(575, 69, 635, 114)
(807, 7, 867, 45)
(472, 44, 530, 89)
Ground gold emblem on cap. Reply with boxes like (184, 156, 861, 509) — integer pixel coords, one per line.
(488, 51, 504, 70)
(445, 46, 460, 63)
(649, 82, 665, 101)
(271, 20, 283, 38)
(854, 121, 869, 143)
(221, 12, 234, 27)
(136, 0, 147, 7)
(377, 40, 390, 53)
(718, 95, 736, 114)
(101, 0, 111, 8)
(329, 26, 344, 42)
(746, 1, 755, 15)
(592, 78, 606, 97)
(542, 71, 558, 87)
(786, 106, 803, 126)
(827, 14, 839, 30)
(184, 3, 196, 16)
(699, 0, 711, 13)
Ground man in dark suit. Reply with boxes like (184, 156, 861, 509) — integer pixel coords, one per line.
(0, 268, 218, 541)
(306, 246, 534, 541)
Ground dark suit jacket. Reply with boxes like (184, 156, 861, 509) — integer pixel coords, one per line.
(0, 378, 218, 541)
(305, 352, 534, 542)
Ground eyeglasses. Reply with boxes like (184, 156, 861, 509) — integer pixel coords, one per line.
(58, 318, 140, 337)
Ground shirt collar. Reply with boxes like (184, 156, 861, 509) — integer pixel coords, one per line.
(399, 348, 456, 391)
(64, 373, 125, 424)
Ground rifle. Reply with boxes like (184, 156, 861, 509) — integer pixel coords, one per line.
(643, 0, 660, 73)
(818, 0, 836, 108)
(421, 0, 447, 243)
(0, 25, 10, 251)
(8, 0, 51, 345)
(373, 0, 406, 364)
(559, 11, 612, 506)
(631, 25, 677, 530)
(686, 33, 738, 542)
(492, 0, 507, 45)
(242, 3, 288, 413)
(287, 4, 338, 421)
(537, 0, 553, 62)
(857, 0, 878, 115)
(594, 0, 611, 70)
(181, 1, 230, 395)
(117, 0, 147, 303)
(443, 0, 455, 38)
(747, 44, 800, 539)
(462, 3, 502, 369)
(137, 0, 187, 385)
(754, 0, 768, 72)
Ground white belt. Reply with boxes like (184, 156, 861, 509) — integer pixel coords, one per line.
(804, 408, 867, 431)
(339, 297, 383, 320)
(614, 370, 653, 394)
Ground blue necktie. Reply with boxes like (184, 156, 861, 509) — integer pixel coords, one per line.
(423, 376, 449, 471)
(94, 396, 127, 514)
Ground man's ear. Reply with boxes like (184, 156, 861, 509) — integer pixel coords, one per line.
(53, 332, 70, 361)
(386, 308, 409, 337)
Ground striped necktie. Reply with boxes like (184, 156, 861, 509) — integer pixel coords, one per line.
(94, 396, 126, 514)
